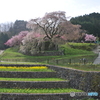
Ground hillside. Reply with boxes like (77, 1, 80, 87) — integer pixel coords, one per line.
(0, 43, 97, 65)
(70, 12, 100, 38)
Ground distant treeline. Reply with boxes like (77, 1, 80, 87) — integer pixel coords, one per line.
(0, 20, 28, 50)
(70, 12, 100, 39)
(1, 12, 100, 50)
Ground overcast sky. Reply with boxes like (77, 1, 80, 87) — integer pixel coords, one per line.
(0, 0, 100, 23)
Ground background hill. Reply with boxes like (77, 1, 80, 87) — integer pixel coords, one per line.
(0, 12, 100, 50)
(0, 20, 28, 50)
(70, 12, 100, 39)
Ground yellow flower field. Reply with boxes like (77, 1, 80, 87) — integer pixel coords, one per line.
(0, 66, 53, 72)
(0, 66, 47, 69)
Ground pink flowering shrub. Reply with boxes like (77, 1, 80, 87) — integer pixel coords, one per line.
(85, 34, 96, 42)
(4, 31, 28, 47)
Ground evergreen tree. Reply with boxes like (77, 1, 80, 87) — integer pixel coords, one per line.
(0, 32, 9, 49)
(70, 12, 100, 39)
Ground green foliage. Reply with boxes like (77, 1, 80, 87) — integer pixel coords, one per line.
(0, 47, 63, 63)
(1, 43, 97, 70)
(0, 67, 53, 72)
(70, 12, 100, 37)
(64, 64, 100, 71)
(68, 43, 97, 51)
(0, 32, 9, 49)
(1, 47, 25, 58)
(59, 43, 94, 55)
(0, 78, 65, 81)
(0, 88, 83, 93)
(9, 20, 28, 36)
(6, 46, 19, 52)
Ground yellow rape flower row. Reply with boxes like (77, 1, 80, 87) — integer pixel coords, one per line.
(0, 66, 48, 70)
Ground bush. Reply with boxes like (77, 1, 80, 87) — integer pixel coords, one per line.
(59, 43, 94, 55)
(68, 43, 97, 51)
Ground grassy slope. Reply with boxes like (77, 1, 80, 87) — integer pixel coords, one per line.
(0, 77, 66, 81)
(59, 43, 96, 55)
(0, 88, 83, 93)
(0, 43, 99, 96)
(1, 47, 63, 62)
(1, 43, 96, 59)
(58, 64, 100, 71)
(0, 43, 98, 65)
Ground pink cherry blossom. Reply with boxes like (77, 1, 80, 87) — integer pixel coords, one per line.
(4, 31, 28, 47)
(85, 34, 96, 42)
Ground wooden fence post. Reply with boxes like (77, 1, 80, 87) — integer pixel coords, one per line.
(56, 60, 58, 64)
(47, 59, 49, 63)
(83, 58, 86, 65)
(69, 59, 71, 64)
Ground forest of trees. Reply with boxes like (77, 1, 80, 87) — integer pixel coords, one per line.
(0, 20, 28, 49)
(0, 11, 99, 50)
(0, 33, 9, 49)
(5, 11, 86, 55)
(70, 12, 100, 39)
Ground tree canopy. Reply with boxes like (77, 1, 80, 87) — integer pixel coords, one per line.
(27, 11, 85, 42)
(4, 11, 87, 55)
(0, 32, 9, 49)
(70, 12, 100, 38)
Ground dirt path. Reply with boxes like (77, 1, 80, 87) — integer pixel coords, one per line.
(93, 52, 100, 64)
(93, 45, 100, 64)
(92, 45, 100, 54)
(0, 50, 4, 55)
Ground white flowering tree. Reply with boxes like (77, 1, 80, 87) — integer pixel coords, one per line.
(5, 11, 86, 55)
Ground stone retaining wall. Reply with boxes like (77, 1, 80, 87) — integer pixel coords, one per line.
(0, 64, 99, 93)
(0, 64, 99, 99)
(0, 81, 69, 89)
(0, 93, 92, 100)
(0, 71, 58, 78)
(47, 65, 100, 94)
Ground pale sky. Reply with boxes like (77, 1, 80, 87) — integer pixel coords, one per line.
(0, 0, 100, 23)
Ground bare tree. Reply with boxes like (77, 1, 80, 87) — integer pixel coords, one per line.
(0, 22, 14, 32)
(27, 11, 85, 42)
(27, 11, 70, 40)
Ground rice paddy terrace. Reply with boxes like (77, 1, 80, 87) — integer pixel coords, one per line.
(0, 64, 99, 100)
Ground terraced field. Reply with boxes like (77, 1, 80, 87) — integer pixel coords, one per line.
(0, 65, 97, 100)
